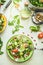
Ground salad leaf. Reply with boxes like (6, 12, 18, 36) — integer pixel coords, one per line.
(19, 25, 24, 28)
(30, 25, 40, 32)
(29, 0, 43, 7)
(0, 18, 4, 30)
(0, 0, 6, 5)
(17, 18, 20, 25)
(0, 51, 3, 55)
(8, 21, 14, 26)
(14, 15, 19, 19)
(13, 0, 21, 3)
(0, 38, 3, 49)
(8, 15, 24, 34)
(0, 38, 4, 55)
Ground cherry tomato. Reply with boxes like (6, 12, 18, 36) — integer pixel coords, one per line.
(38, 32, 43, 39)
(12, 49, 18, 53)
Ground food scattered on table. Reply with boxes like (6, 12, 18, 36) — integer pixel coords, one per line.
(31, 37, 33, 39)
(33, 39, 36, 42)
(32, 12, 43, 25)
(0, 14, 7, 33)
(30, 25, 40, 32)
(34, 47, 43, 51)
(29, 0, 43, 7)
(8, 15, 24, 34)
(0, 0, 43, 64)
(6, 35, 34, 62)
(38, 32, 43, 39)
(0, 38, 4, 55)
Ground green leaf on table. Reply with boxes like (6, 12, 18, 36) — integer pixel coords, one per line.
(0, 38, 3, 48)
(12, 28, 19, 34)
(13, 0, 21, 3)
(14, 15, 19, 19)
(17, 18, 20, 24)
(8, 21, 14, 26)
(19, 25, 24, 28)
(12, 25, 19, 34)
(30, 25, 40, 32)
(8, 15, 24, 34)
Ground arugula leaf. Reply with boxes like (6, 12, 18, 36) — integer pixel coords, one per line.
(14, 15, 19, 19)
(0, 51, 4, 55)
(12, 28, 19, 34)
(12, 24, 24, 34)
(8, 21, 14, 26)
(19, 25, 24, 28)
(30, 25, 40, 32)
(8, 15, 24, 34)
(12, 25, 19, 34)
(17, 18, 20, 25)
(0, 38, 4, 55)
(0, 0, 6, 5)
(0, 38, 3, 49)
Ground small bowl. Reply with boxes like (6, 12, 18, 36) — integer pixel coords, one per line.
(32, 10, 43, 25)
(0, 13, 7, 33)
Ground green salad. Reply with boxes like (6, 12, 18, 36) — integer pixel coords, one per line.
(6, 35, 34, 62)
(0, 14, 7, 33)
(29, 0, 43, 7)
(0, 0, 6, 5)
(0, 15, 4, 30)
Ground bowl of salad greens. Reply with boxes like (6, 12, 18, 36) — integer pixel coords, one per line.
(0, 0, 6, 6)
(29, 0, 43, 9)
(6, 35, 34, 63)
(0, 13, 7, 33)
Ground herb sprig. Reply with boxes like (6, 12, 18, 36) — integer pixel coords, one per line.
(30, 25, 40, 32)
(0, 38, 4, 55)
(13, 0, 21, 4)
(8, 15, 24, 34)
(0, 0, 6, 5)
